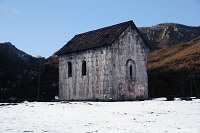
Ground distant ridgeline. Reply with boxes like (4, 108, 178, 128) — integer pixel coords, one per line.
(139, 23, 200, 50)
(0, 42, 58, 102)
(0, 22, 200, 102)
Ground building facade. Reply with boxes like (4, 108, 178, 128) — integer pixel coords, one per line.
(56, 21, 150, 101)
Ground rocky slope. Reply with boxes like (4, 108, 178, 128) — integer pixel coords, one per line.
(148, 36, 200, 97)
(148, 36, 200, 71)
(139, 23, 200, 50)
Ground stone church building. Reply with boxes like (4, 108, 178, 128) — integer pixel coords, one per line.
(55, 20, 150, 101)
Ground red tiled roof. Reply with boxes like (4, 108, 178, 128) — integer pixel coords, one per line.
(55, 20, 150, 55)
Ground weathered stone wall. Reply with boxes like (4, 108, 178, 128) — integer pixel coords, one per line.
(110, 26, 149, 100)
(58, 25, 149, 101)
(58, 46, 113, 100)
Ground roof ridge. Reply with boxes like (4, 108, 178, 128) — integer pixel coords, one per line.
(55, 20, 151, 55)
(75, 20, 133, 36)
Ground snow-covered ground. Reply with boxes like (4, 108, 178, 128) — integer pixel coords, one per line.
(0, 98, 200, 133)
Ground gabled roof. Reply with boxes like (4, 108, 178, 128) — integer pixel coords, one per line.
(55, 20, 150, 55)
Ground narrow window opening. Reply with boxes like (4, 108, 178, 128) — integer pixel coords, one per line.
(82, 60, 86, 76)
(68, 62, 72, 77)
(126, 59, 136, 80)
(130, 65, 132, 77)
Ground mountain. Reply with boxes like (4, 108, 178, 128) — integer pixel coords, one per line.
(139, 23, 200, 50)
(148, 36, 200, 71)
(148, 36, 200, 97)
(0, 42, 42, 74)
(0, 42, 45, 101)
(0, 42, 59, 101)
(1, 23, 199, 101)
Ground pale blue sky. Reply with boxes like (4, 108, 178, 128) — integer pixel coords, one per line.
(0, 0, 200, 58)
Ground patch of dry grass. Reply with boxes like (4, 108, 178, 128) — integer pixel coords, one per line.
(148, 36, 200, 71)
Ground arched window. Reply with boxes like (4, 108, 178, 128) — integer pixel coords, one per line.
(82, 60, 86, 76)
(130, 65, 132, 77)
(68, 62, 72, 77)
(126, 59, 136, 80)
